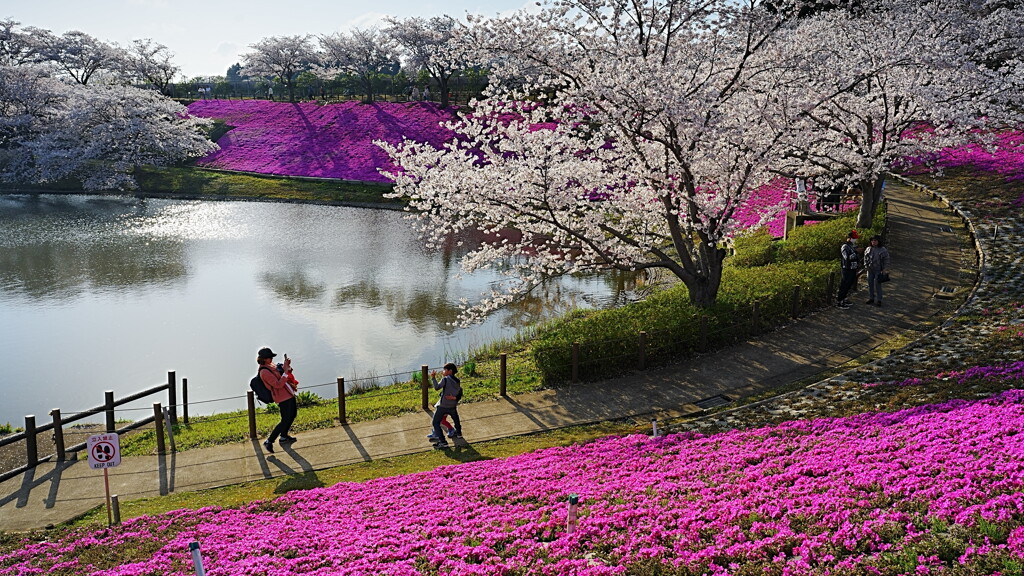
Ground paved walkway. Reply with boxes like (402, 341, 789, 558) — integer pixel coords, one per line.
(0, 184, 965, 532)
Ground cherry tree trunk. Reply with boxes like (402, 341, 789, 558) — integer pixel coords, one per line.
(856, 176, 886, 229)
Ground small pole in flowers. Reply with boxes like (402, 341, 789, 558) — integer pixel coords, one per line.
(651, 418, 659, 437)
(189, 541, 206, 576)
(566, 494, 579, 535)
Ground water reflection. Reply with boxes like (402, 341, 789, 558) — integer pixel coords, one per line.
(0, 195, 188, 299)
(0, 194, 640, 425)
(333, 281, 462, 332)
(260, 269, 327, 303)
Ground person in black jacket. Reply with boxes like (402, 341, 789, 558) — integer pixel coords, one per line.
(836, 230, 860, 309)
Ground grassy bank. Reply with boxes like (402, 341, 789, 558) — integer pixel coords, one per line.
(0, 164, 401, 208)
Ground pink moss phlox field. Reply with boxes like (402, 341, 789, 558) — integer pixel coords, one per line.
(187, 100, 459, 183)
(866, 360, 1024, 388)
(186, 100, 809, 236)
(904, 130, 1024, 182)
(5, 392, 1024, 575)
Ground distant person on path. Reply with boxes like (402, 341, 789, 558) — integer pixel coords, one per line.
(429, 363, 462, 447)
(258, 347, 298, 452)
(863, 235, 890, 307)
(423, 86, 430, 102)
(411, 86, 420, 101)
(836, 230, 860, 309)
(268, 86, 274, 101)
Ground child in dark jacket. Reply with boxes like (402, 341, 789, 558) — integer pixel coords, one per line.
(427, 363, 462, 446)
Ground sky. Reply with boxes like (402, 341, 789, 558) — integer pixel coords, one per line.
(4, 0, 534, 79)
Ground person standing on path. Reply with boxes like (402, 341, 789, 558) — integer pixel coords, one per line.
(863, 235, 891, 306)
(258, 347, 298, 453)
(836, 230, 860, 309)
(429, 362, 462, 447)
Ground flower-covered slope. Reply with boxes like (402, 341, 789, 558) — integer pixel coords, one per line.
(187, 100, 806, 234)
(4, 390, 1024, 575)
(187, 100, 459, 183)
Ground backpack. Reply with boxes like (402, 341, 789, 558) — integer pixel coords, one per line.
(249, 366, 274, 404)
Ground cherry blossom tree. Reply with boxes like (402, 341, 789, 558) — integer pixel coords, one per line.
(0, 64, 66, 148)
(2, 83, 217, 191)
(385, 15, 466, 108)
(241, 35, 318, 102)
(33, 29, 118, 85)
(0, 19, 46, 67)
(119, 39, 181, 95)
(383, 0, 802, 320)
(774, 0, 1024, 227)
(318, 28, 399, 103)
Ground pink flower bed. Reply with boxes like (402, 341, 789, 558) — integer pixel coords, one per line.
(5, 390, 1024, 575)
(926, 131, 1024, 181)
(187, 100, 459, 183)
(866, 360, 1024, 388)
(188, 100, 803, 234)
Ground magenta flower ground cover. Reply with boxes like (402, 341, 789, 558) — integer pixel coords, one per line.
(5, 390, 1024, 575)
(187, 100, 459, 183)
(923, 131, 1024, 181)
(186, 100, 805, 235)
(867, 360, 1024, 389)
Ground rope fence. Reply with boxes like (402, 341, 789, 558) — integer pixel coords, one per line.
(2, 265, 841, 481)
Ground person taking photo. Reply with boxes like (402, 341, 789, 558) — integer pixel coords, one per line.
(257, 347, 298, 453)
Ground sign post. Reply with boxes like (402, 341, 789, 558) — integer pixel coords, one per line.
(87, 433, 121, 526)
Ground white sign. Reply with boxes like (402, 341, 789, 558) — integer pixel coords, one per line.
(87, 433, 121, 469)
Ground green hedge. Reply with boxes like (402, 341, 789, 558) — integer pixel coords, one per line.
(532, 260, 836, 383)
(531, 204, 887, 384)
(731, 208, 886, 267)
(730, 228, 775, 267)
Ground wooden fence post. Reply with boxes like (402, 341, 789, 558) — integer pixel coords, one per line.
(791, 285, 802, 318)
(499, 353, 507, 397)
(421, 365, 430, 410)
(111, 495, 121, 525)
(751, 302, 761, 336)
(25, 415, 37, 469)
(105, 391, 116, 433)
(827, 271, 837, 302)
(337, 377, 346, 424)
(246, 391, 257, 440)
(638, 331, 647, 371)
(167, 371, 177, 426)
(182, 378, 189, 425)
(153, 403, 166, 455)
(50, 408, 65, 461)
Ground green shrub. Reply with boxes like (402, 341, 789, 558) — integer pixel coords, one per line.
(531, 260, 835, 384)
(776, 206, 885, 263)
(530, 197, 870, 385)
(295, 391, 323, 407)
(731, 227, 776, 267)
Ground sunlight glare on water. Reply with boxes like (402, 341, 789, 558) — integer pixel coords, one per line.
(0, 194, 634, 425)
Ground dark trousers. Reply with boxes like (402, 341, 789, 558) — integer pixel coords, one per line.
(837, 268, 858, 303)
(268, 397, 297, 443)
(432, 406, 461, 440)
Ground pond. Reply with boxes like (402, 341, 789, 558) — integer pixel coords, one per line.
(0, 194, 638, 427)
